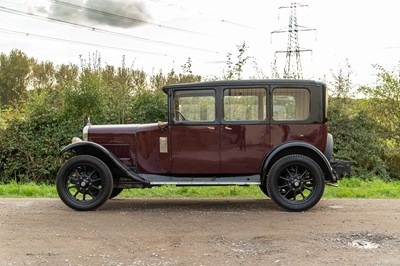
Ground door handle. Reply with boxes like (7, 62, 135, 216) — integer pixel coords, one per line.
(207, 126, 215, 130)
(224, 126, 232, 131)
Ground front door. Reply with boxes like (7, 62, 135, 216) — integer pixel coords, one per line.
(170, 89, 220, 174)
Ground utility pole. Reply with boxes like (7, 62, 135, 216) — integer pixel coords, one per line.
(271, 3, 316, 79)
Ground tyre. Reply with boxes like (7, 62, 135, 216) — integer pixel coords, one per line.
(266, 155, 325, 212)
(109, 188, 124, 199)
(56, 155, 113, 211)
(325, 133, 334, 161)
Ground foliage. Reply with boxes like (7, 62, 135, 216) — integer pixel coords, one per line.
(0, 49, 34, 106)
(0, 90, 81, 183)
(131, 89, 168, 123)
(0, 49, 399, 183)
(328, 62, 387, 178)
(359, 65, 400, 179)
(224, 42, 250, 80)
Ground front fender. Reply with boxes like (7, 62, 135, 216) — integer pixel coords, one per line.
(60, 141, 147, 183)
(261, 141, 337, 183)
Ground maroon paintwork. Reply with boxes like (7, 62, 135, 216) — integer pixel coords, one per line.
(87, 122, 327, 175)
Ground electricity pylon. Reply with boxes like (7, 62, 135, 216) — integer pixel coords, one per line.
(271, 3, 316, 79)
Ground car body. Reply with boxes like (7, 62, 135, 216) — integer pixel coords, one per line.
(57, 79, 349, 212)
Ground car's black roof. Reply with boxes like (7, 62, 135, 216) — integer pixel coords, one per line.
(162, 79, 324, 93)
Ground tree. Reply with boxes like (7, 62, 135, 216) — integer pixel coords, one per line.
(0, 50, 34, 106)
(359, 64, 400, 178)
(31, 61, 56, 92)
(328, 62, 387, 178)
(224, 42, 250, 80)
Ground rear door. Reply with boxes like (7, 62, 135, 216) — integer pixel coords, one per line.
(220, 87, 271, 174)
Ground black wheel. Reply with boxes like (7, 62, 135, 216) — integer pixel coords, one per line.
(56, 155, 113, 211)
(266, 155, 325, 212)
(109, 188, 123, 199)
(325, 133, 334, 161)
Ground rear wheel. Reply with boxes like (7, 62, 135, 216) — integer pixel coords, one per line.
(56, 155, 113, 211)
(266, 155, 325, 212)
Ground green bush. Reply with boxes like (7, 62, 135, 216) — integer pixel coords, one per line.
(329, 107, 387, 179)
(0, 90, 81, 183)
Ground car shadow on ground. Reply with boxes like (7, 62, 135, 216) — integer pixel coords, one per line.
(99, 198, 283, 213)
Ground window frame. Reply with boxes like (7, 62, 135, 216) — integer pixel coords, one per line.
(270, 86, 312, 124)
(221, 86, 269, 125)
(169, 88, 218, 125)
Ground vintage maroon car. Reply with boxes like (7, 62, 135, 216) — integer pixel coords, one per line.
(56, 79, 349, 212)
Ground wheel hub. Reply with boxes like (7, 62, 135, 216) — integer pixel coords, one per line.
(76, 175, 91, 193)
(290, 176, 304, 190)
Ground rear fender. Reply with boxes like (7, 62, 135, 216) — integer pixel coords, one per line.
(261, 141, 337, 183)
(60, 141, 147, 183)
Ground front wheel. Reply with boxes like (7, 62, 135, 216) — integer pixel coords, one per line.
(56, 155, 113, 211)
(266, 155, 325, 212)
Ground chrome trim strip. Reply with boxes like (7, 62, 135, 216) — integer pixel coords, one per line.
(140, 174, 261, 186)
(150, 181, 260, 185)
(82, 125, 90, 141)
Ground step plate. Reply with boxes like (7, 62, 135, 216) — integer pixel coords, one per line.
(139, 174, 261, 186)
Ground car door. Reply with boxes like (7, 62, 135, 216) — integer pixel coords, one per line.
(220, 87, 271, 174)
(169, 89, 220, 174)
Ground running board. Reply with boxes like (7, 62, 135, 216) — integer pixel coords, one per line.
(139, 174, 261, 186)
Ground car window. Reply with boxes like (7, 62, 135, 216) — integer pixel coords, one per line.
(173, 90, 215, 123)
(273, 88, 310, 121)
(223, 88, 267, 121)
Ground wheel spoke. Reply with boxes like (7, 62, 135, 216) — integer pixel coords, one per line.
(88, 189, 95, 198)
(90, 184, 100, 190)
(286, 168, 292, 176)
(73, 169, 82, 177)
(283, 189, 292, 198)
(88, 169, 96, 178)
(300, 191, 306, 199)
(304, 183, 314, 189)
(91, 178, 101, 183)
(278, 184, 289, 189)
(68, 185, 77, 190)
(299, 170, 308, 179)
(73, 190, 79, 198)
(303, 176, 313, 182)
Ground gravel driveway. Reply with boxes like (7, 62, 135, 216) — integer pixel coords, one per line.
(0, 198, 399, 265)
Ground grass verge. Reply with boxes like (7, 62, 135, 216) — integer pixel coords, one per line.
(0, 178, 399, 198)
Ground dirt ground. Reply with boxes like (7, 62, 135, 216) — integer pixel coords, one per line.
(0, 198, 399, 266)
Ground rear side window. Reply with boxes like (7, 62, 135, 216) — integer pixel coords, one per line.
(173, 90, 215, 123)
(273, 88, 310, 121)
(223, 88, 267, 121)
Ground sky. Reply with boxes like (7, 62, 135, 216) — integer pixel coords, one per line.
(1, 0, 400, 87)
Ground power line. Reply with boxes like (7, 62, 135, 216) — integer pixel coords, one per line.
(47, 0, 209, 36)
(0, 5, 219, 54)
(0, 27, 169, 57)
(0, 27, 223, 62)
(151, 0, 258, 30)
